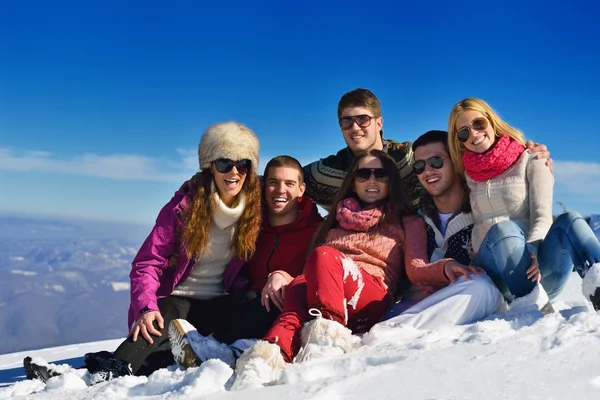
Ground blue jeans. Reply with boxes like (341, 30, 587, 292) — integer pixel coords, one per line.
(472, 212, 600, 302)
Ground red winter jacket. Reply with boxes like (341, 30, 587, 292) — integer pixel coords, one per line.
(224, 197, 323, 293)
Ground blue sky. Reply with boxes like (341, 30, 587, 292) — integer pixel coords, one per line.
(1, 0, 599, 224)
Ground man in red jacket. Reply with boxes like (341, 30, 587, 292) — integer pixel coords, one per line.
(169, 155, 323, 368)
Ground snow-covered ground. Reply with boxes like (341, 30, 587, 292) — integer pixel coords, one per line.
(2, 272, 600, 400)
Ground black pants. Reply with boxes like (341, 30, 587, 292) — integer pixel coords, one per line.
(112, 291, 280, 375)
(213, 291, 280, 344)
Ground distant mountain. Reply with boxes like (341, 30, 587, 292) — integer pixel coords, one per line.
(0, 216, 149, 354)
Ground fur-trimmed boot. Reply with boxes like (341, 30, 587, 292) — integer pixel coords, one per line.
(168, 319, 236, 368)
(582, 263, 600, 311)
(231, 340, 285, 391)
(294, 309, 355, 363)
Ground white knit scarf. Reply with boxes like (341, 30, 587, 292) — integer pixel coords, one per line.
(211, 181, 246, 229)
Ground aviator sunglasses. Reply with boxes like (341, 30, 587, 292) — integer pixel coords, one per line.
(214, 158, 251, 174)
(339, 114, 378, 130)
(354, 168, 390, 183)
(412, 156, 447, 175)
(456, 117, 489, 143)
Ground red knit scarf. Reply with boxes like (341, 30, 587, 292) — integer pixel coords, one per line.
(336, 197, 384, 231)
(462, 135, 525, 182)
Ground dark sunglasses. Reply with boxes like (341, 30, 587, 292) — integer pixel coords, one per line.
(456, 117, 489, 143)
(214, 158, 251, 174)
(354, 168, 390, 183)
(412, 156, 447, 175)
(339, 114, 377, 130)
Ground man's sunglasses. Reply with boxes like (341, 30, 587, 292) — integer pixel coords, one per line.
(354, 168, 390, 183)
(214, 158, 251, 175)
(339, 114, 377, 130)
(412, 156, 447, 175)
(456, 117, 489, 143)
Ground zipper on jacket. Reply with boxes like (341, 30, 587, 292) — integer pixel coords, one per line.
(265, 234, 280, 273)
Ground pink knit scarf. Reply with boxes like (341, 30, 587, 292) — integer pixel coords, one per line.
(336, 198, 384, 231)
(462, 135, 525, 182)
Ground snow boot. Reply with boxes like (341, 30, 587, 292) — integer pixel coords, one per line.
(294, 309, 354, 363)
(83, 350, 115, 373)
(231, 340, 285, 391)
(88, 356, 132, 385)
(168, 319, 236, 368)
(582, 263, 600, 311)
(508, 283, 551, 314)
(23, 357, 61, 383)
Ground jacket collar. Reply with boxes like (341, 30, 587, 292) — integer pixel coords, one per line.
(262, 196, 322, 232)
(418, 189, 471, 231)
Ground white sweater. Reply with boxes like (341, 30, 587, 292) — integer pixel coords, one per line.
(467, 151, 554, 257)
(171, 191, 246, 300)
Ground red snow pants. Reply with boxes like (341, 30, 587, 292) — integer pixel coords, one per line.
(263, 246, 392, 362)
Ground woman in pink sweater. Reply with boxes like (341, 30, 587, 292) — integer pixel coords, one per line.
(231, 149, 478, 390)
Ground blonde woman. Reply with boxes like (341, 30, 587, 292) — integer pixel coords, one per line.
(448, 98, 600, 311)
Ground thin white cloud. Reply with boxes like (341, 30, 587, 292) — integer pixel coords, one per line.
(0, 148, 198, 182)
(0, 147, 283, 183)
(176, 148, 199, 172)
(553, 161, 600, 192)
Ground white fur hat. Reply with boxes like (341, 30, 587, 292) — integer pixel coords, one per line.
(198, 122, 259, 171)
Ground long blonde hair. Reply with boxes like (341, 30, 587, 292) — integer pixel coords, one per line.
(447, 98, 526, 174)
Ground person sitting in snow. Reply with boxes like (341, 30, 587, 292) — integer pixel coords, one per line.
(230, 149, 479, 390)
(371, 130, 503, 332)
(167, 155, 323, 368)
(447, 97, 600, 311)
(23, 121, 263, 384)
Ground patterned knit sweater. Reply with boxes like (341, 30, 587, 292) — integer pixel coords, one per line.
(303, 138, 422, 209)
(323, 214, 451, 296)
(418, 192, 475, 266)
(467, 151, 554, 257)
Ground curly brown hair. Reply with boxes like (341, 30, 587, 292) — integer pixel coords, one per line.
(181, 168, 262, 261)
(310, 149, 414, 249)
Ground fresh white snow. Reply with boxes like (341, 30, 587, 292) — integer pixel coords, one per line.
(1, 272, 600, 399)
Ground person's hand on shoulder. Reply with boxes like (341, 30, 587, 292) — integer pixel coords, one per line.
(129, 311, 164, 344)
(526, 140, 552, 172)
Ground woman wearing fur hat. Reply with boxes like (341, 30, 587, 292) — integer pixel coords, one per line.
(23, 121, 262, 384)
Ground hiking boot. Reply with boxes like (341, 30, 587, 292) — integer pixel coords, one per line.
(294, 309, 354, 363)
(168, 319, 235, 368)
(23, 357, 61, 383)
(88, 357, 132, 385)
(231, 341, 285, 391)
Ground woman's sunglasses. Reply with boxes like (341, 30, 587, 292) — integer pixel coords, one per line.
(214, 158, 251, 175)
(339, 114, 377, 130)
(456, 117, 489, 143)
(354, 168, 390, 183)
(412, 156, 447, 175)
